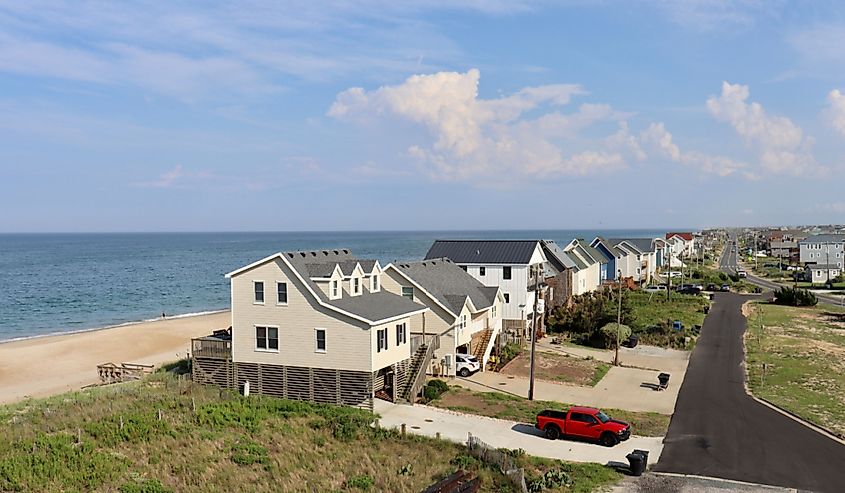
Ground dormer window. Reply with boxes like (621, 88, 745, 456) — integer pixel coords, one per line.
(331, 280, 339, 299)
(371, 274, 380, 292)
(353, 277, 361, 295)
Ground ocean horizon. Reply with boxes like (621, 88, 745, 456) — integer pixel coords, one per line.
(0, 229, 679, 341)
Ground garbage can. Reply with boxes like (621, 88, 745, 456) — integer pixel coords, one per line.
(633, 449, 649, 468)
(628, 334, 639, 348)
(657, 372, 670, 390)
(704, 305, 710, 314)
(626, 452, 645, 476)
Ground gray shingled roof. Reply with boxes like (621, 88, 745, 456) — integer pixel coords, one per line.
(591, 237, 623, 258)
(541, 240, 579, 272)
(800, 234, 845, 244)
(325, 290, 427, 321)
(425, 240, 540, 265)
(609, 238, 656, 254)
(580, 242, 609, 263)
(391, 258, 499, 315)
(806, 263, 841, 270)
(282, 249, 426, 323)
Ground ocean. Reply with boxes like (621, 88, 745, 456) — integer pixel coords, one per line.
(0, 230, 670, 341)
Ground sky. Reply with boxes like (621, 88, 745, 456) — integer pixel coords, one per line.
(1, 0, 844, 232)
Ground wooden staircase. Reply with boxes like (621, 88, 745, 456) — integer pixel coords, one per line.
(396, 336, 438, 404)
(472, 329, 493, 361)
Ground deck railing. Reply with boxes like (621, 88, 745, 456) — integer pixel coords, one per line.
(405, 334, 439, 402)
(191, 338, 232, 360)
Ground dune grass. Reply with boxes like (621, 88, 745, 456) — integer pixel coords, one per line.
(0, 370, 623, 492)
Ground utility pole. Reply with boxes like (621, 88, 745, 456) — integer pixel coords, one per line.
(614, 270, 623, 366)
(667, 245, 672, 301)
(528, 266, 539, 400)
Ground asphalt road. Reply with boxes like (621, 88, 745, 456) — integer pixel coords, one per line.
(721, 237, 845, 306)
(653, 288, 845, 492)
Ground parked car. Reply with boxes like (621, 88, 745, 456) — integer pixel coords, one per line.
(720, 284, 730, 292)
(706, 283, 718, 291)
(536, 406, 631, 447)
(643, 285, 666, 293)
(678, 286, 701, 295)
(455, 353, 480, 377)
(737, 269, 747, 278)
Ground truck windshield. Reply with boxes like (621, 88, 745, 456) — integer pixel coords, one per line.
(596, 411, 610, 423)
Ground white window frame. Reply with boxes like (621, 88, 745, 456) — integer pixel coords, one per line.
(371, 274, 380, 292)
(331, 279, 340, 299)
(255, 325, 279, 352)
(352, 277, 361, 295)
(253, 281, 265, 304)
(315, 328, 327, 353)
(276, 281, 288, 305)
(401, 286, 414, 300)
(377, 328, 388, 352)
(395, 323, 406, 346)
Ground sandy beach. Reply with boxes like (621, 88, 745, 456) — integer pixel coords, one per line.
(0, 311, 231, 405)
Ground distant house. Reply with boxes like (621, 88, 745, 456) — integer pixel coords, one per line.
(193, 249, 429, 409)
(770, 241, 799, 264)
(799, 234, 845, 269)
(424, 240, 546, 336)
(665, 232, 695, 257)
(591, 237, 660, 284)
(589, 237, 626, 281)
(563, 239, 607, 292)
(805, 264, 842, 284)
(382, 258, 503, 376)
(540, 240, 577, 307)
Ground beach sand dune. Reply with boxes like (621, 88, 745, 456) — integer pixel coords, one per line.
(0, 311, 231, 405)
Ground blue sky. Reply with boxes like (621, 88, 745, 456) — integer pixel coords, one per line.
(1, 1, 844, 232)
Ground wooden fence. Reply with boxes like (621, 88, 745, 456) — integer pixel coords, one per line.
(466, 433, 527, 493)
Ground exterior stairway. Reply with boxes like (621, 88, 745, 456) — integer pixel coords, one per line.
(396, 336, 438, 404)
(472, 329, 493, 361)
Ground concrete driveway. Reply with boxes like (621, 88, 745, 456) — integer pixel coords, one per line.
(451, 348, 686, 414)
(374, 399, 664, 466)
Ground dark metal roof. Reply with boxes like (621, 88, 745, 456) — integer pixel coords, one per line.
(609, 238, 656, 254)
(800, 234, 845, 244)
(425, 240, 541, 265)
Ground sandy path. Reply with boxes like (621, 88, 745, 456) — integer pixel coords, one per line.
(0, 311, 231, 405)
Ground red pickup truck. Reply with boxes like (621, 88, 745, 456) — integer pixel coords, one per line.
(535, 406, 631, 447)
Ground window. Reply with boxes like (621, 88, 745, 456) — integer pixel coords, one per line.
(479, 266, 486, 276)
(371, 274, 380, 291)
(395, 323, 406, 346)
(332, 280, 339, 298)
(457, 314, 466, 331)
(353, 277, 360, 295)
(503, 266, 512, 280)
(377, 328, 388, 352)
(492, 305, 496, 318)
(255, 326, 278, 351)
(315, 329, 326, 353)
(401, 286, 414, 300)
(254, 281, 264, 303)
(276, 282, 287, 304)
(504, 293, 510, 304)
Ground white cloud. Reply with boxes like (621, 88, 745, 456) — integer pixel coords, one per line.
(827, 89, 845, 136)
(640, 122, 748, 177)
(330, 69, 625, 182)
(706, 82, 817, 175)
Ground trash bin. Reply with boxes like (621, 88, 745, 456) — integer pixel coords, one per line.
(703, 305, 710, 314)
(628, 334, 639, 348)
(633, 449, 649, 468)
(657, 372, 670, 390)
(626, 452, 645, 476)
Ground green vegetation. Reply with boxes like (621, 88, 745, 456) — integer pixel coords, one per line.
(773, 286, 818, 307)
(588, 364, 611, 387)
(0, 372, 623, 492)
(422, 379, 450, 402)
(746, 302, 845, 438)
(431, 386, 670, 437)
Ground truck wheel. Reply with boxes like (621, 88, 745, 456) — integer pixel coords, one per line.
(544, 425, 561, 440)
(600, 432, 619, 447)
(459, 368, 470, 377)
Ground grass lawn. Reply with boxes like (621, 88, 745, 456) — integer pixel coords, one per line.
(745, 302, 845, 438)
(628, 290, 707, 331)
(430, 386, 671, 437)
(0, 370, 623, 493)
(501, 351, 611, 387)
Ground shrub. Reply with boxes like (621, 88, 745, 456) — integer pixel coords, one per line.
(597, 323, 631, 349)
(500, 343, 522, 365)
(774, 287, 818, 307)
(345, 474, 374, 491)
(423, 380, 449, 402)
(230, 438, 271, 469)
(527, 468, 571, 492)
